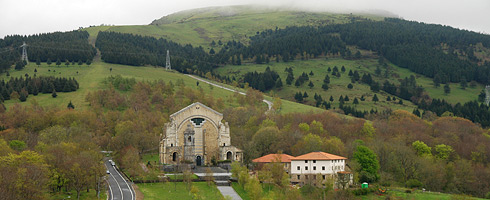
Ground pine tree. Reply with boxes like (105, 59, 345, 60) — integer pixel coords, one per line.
(353, 97, 359, 105)
(372, 94, 379, 102)
(56, 59, 61, 66)
(275, 78, 283, 88)
(348, 70, 353, 76)
(339, 95, 344, 101)
(322, 83, 328, 90)
(286, 73, 294, 85)
(360, 95, 365, 101)
(460, 77, 467, 89)
(398, 99, 403, 105)
(444, 84, 451, 95)
(52, 90, 57, 98)
(329, 96, 334, 102)
(413, 109, 421, 117)
(36, 58, 41, 66)
(47, 58, 52, 66)
(308, 81, 314, 88)
(323, 75, 330, 84)
(303, 92, 308, 98)
(327, 67, 331, 72)
(341, 66, 346, 73)
(344, 95, 349, 101)
(309, 71, 314, 76)
(67, 101, 75, 109)
(387, 96, 391, 101)
(348, 83, 353, 89)
(295, 79, 301, 87)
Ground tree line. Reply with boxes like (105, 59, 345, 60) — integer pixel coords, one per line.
(0, 76, 79, 102)
(0, 30, 96, 73)
(95, 31, 215, 73)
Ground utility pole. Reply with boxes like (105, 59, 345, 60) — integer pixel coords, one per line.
(165, 50, 171, 70)
(21, 42, 28, 64)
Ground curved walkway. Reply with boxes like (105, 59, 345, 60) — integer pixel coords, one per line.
(186, 74, 272, 110)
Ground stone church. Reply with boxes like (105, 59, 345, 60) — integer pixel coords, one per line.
(159, 102, 242, 166)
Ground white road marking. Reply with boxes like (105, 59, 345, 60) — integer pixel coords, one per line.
(109, 172, 123, 200)
(107, 178, 114, 200)
(112, 165, 134, 200)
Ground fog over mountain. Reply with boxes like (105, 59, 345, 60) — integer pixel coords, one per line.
(1, 0, 489, 38)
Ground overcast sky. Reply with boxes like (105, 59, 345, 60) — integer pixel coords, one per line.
(1, 0, 489, 38)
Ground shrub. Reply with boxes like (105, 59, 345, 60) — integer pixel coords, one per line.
(406, 179, 422, 188)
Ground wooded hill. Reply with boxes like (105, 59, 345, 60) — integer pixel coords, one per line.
(0, 31, 96, 73)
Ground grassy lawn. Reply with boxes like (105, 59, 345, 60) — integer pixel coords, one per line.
(49, 189, 107, 200)
(142, 153, 159, 165)
(363, 188, 485, 200)
(137, 182, 223, 200)
(231, 182, 283, 200)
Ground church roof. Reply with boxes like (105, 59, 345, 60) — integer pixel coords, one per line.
(291, 152, 347, 161)
(252, 154, 295, 163)
(170, 102, 223, 118)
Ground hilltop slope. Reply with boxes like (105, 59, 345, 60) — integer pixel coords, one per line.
(85, 5, 383, 50)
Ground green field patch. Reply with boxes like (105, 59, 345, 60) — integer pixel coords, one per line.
(215, 58, 483, 112)
(137, 182, 223, 200)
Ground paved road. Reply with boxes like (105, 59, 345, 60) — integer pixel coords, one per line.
(105, 160, 135, 200)
(186, 74, 273, 110)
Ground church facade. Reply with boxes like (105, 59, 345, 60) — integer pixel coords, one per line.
(159, 102, 242, 166)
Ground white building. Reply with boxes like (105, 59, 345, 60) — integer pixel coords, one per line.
(290, 151, 351, 187)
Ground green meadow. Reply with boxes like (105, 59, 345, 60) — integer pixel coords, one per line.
(1, 61, 325, 115)
(215, 58, 483, 112)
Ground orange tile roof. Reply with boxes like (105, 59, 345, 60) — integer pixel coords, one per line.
(252, 154, 296, 163)
(291, 152, 347, 161)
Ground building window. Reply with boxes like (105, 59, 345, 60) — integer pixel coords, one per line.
(297, 175, 300, 180)
(313, 166, 316, 170)
(322, 175, 326, 180)
(322, 166, 325, 170)
(297, 166, 300, 170)
(313, 160, 316, 163)
(305, 160, 308, 163)
(171, 143, 173, 147)
(305, 166, 308, 170)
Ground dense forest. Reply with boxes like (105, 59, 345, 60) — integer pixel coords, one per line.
(0, 31, 96, 73)
(217, 18, 490, 84)
(95, 31, 215, 73)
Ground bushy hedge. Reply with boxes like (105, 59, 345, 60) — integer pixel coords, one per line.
(351, 187, 377, 196)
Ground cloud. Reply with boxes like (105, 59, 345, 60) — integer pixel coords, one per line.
(0, 0, 489, 38)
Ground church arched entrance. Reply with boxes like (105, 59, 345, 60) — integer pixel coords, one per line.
(196, 156, 202, 166)
(172, 152, 177, 162)
(226, 151, 232, 160)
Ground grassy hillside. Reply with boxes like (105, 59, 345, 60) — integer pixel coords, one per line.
(0, 61, 324, 115)
(215, 57, 484, 112)
(84, 5, 383, 50)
